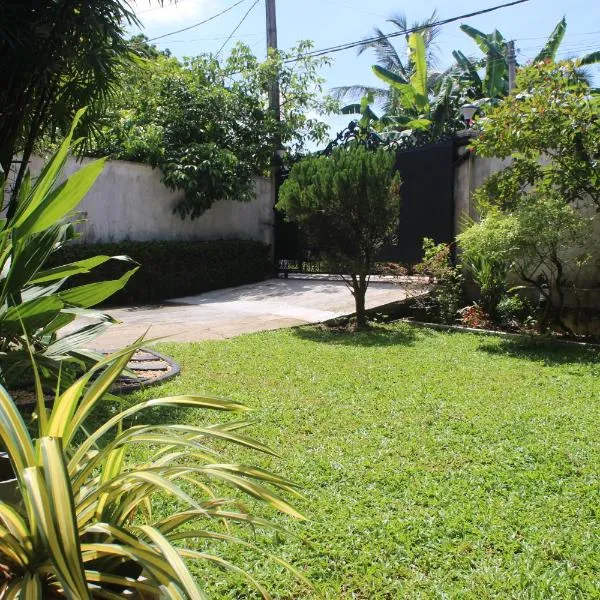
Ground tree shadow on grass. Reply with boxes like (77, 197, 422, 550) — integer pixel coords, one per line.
(293, 323, 428, 348)
(478, 337, 600, 368)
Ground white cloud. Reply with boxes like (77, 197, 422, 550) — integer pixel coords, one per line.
(130, 0, 221, 26)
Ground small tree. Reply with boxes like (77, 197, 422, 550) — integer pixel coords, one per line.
(277, 145, 401, 329)
(472, 61, 600, 210)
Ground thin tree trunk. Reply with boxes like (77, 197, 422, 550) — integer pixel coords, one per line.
(351, 273, 368, 330)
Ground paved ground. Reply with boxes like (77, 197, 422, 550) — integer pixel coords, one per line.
(76, 276, 427, 349)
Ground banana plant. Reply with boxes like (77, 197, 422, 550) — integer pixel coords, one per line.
(0, 108, 137, 389)
(331, 11, 442, 113)
(0, 341, 312, 598)
(452, 17, 600, 102)
(371, 33, 431, 130)
(370, 32, 461, 136)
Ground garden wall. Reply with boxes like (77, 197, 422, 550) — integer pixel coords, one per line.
(25, 156, 275, 248)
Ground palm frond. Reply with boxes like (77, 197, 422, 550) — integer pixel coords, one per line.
(356, 27, 406, 75)
(330, 85, 390, 102)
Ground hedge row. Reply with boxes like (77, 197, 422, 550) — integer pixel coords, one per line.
(49, 240, 271, 305)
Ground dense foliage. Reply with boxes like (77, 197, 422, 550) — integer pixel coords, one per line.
(49, 239, 271, 305)
(0, 0, 154, 217)
(0, 111, 136, 389)
(462, 61, 600, 331)
(278, 145, 401, 329)
(334, 15, 600, 141)
(473, 61, 600, 209)
(415, 239, 463, 324)
(90, 41, 335, 218)
(451, 18, 600, 103)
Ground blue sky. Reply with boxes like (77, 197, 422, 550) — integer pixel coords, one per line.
(129, 0, 600, 136)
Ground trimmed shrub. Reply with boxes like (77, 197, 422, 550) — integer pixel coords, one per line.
(48, 240, 271, 305)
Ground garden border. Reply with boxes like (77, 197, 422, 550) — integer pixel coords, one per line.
(400, 319, 600, 349)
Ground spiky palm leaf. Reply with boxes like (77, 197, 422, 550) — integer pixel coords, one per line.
(0, 341, 312, 598)
(0, 109, 137, 389)
(578, 51, 600, 66)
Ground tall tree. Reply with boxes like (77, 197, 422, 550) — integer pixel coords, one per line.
(89, 41, 334, 218)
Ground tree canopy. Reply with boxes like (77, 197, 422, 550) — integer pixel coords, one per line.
(0, 0, 150, 216)
(90, 41, 335, 218)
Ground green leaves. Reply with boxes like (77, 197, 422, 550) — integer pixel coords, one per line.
(12, 108, 87, 229)
(14, 158, 107, 240)
(408, 32, 428, 106)
(0, 113, 135, 389)
(0, 343, 310, 598)
(0, 297, 64, 338)
(578, 50, 600, 66)
(372, 33, 430, 118)
(534, 16, 567, 62)
(58, 267, 139, 308)
(372, 65, 408, 87)
(90, 41, 334, 219)
(277, 145, 401, 326)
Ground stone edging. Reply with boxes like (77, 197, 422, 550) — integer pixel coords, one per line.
(401, 319, 600, 349)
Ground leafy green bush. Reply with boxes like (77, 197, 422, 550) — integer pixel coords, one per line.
(49, 240, 271, 305)
(497, 294, 534, 327)
(90, 42, 334, 219)
(415, 238, 463, 324)
(457, 212, 519, 321)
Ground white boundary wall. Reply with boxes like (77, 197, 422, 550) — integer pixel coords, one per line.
(25, 157, 275, 247)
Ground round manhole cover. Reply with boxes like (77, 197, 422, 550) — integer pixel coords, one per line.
(110, 349, 181, 393)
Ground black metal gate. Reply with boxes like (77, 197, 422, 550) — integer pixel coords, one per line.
(275, 136, 457, 272)
(379, 139, 455, 265)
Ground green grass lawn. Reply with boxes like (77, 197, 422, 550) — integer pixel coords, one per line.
(116, 323, 600, 598)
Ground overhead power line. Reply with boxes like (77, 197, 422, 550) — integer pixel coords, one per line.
(216, 0, 260, 57)
(282, 0, 532, 63)
(148, 0, 251, 42)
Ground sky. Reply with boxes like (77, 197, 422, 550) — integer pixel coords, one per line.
(127, 0, 600, 137)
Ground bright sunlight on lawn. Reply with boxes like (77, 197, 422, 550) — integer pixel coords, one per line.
(112, 323, 599, 598)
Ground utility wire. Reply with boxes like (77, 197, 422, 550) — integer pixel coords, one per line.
(282, 0, 532, 63)
(148, 0, 251, 42)
(216, 0, 260, 57)
(154, 32, 262, 45)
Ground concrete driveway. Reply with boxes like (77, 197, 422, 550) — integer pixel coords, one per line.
(80, 276, 427, 349)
